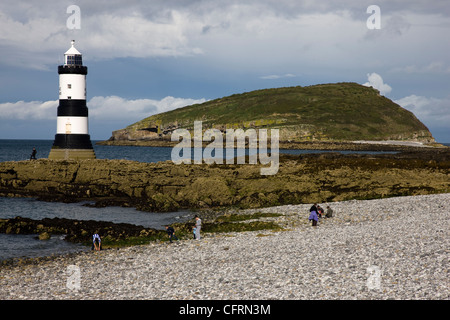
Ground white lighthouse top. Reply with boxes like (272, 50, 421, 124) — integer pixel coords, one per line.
(64, 40, 83, 66)
(65, 40, 81, 55)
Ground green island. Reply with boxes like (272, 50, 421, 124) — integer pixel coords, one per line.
(99, 83, 437, 147)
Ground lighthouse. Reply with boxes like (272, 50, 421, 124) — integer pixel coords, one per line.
(48, 40, 96, 160)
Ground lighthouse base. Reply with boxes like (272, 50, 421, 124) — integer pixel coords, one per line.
(48, 148, 96, 160)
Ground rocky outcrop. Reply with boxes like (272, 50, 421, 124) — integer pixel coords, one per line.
(0, 216, 165, 244)
(0, 150, 449, 213)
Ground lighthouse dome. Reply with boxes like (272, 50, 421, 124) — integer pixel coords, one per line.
(64, 40, 83, 66)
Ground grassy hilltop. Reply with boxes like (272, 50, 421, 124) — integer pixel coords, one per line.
(105, 83, 435, 144)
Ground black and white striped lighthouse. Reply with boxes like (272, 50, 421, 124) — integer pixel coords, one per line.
(48, 40, 96, 160)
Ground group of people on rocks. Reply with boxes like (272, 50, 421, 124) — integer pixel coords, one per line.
(308, 203, 333, 227)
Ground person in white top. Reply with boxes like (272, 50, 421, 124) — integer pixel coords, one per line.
(195, 216, 202, 240)
(92, 233, 101, 251)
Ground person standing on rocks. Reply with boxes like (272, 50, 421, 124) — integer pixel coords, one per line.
(30, 147, 37, 160)
(195, 215, 202, 240)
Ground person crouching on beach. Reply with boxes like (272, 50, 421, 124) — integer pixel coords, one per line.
(325, 205, 334, 218)
(92, 233, 102, 251)
(317, 205, 324, 219)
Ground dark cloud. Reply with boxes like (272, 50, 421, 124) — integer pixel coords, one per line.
(0, 0, 449, 140)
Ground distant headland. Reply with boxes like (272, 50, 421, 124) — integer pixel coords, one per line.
(98, 83, 442, 149)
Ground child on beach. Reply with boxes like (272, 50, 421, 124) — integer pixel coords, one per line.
(165, 226, 179, 243)
(317, 205, 324, 218)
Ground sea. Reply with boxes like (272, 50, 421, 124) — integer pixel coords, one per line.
(0, 139, 447, 261)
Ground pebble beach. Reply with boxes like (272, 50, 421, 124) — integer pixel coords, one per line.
(0, 193, 448, 300)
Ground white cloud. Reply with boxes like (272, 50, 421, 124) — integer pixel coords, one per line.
(391, 61, 450, 74)
(0, 100, 57, 120)
(1, 1, 449, 141)
(1, 0, 450, 75)
(0, 96, 207, 122)
(394, 95, 450, 128)
(88, 96, 207, 122)
(0, 3, 204, 69)
(260, 74, 296, 80)
(362, 72, 392, 95)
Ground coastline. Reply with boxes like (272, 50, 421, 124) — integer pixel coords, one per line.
(1, 150, 449, 213)
(96, 138, 448, 151)
(0, 193, 448, 300)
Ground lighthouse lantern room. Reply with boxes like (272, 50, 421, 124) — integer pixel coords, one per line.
(48, 40, 96, 160)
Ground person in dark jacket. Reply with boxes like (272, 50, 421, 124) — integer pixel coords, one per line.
(30, 147, 37, 160)
(165, 226, 179, 243)
(309, 203, 318, 214)
(317, 205, 324, 218)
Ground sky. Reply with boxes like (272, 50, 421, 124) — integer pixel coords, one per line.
(0, 0, 449, 142)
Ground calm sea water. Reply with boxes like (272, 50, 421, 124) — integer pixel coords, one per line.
(0, 140, 190, 261)
(0, 197, 192, 261)
(0, 139, 446, 261)
(0, 139, 404, 163)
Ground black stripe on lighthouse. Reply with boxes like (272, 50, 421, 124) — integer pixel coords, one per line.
(52, 134, 94, 149)
(58, 65, 88, 75)
(57, 100, 88, 117)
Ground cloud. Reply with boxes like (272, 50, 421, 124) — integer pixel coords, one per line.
(0, 2, 204, 69)
(394, 95, 450, 128)
(0, 96, 207, 122)
(0, 100, 57, 120)
(1, 0, 450, 75)
(362, 73, 392, 95)
(260, 74, 296, 80)
(88, 96, 207, 122)
(391, 61, 450, 74)
(364, 14, 412, 40)
(0, 95, 208, 139)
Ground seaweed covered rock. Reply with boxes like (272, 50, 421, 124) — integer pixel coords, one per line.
(0, 149, 449, 212)
(0, 216, 165, 244)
